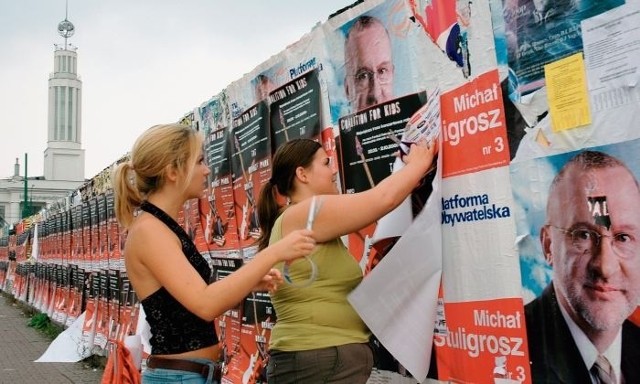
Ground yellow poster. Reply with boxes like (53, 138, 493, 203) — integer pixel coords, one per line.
(544, 53, 592, 132)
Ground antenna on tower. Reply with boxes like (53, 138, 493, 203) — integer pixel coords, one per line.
(57, 0, 75, 50)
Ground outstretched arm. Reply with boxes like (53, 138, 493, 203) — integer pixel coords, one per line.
(281, 140, 437, 242)
(126, 222, 315, 322)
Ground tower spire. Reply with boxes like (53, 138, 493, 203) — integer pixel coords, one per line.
(57, 0, 74, 50)
(46, 0, 85, 182)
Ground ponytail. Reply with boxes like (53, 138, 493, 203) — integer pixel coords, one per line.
(256, 139, 321, 250)
(257, 180, 281, 251)
(113, 161, 143, 228)
(111, 123, 201, 228)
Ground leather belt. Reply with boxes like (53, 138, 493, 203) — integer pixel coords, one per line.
(147, 356, 221, 380)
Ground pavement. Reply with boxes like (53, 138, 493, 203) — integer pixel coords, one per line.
(0, 294, 105, 383)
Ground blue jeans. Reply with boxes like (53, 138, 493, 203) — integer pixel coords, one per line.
(267, 343, 373, 384)
(142, 357, 220, 384)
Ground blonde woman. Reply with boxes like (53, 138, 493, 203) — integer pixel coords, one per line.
(113, 124, 315, 383)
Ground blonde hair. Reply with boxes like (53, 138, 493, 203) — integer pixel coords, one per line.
(113, 123, 202, 228)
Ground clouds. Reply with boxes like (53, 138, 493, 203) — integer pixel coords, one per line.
(0, 0, 352, 179)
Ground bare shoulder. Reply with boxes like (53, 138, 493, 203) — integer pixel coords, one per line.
(125, 213, 179, 262)
(282, 192, 388, 242)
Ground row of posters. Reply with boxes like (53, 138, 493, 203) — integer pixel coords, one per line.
(172, 0, 640, 383)
(3, 0, 639, 383)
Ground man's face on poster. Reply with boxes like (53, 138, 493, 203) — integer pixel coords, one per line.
(543, 165, 640, 333)
(344, 20, 394, 112)
(255, 75, 274, 102)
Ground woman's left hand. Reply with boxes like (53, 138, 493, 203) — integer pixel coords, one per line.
(253, 268, 284, 293)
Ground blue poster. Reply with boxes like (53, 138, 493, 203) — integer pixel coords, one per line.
(503, 0, 624, 98)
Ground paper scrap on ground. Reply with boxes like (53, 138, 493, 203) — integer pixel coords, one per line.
(35, 311, 91, 363)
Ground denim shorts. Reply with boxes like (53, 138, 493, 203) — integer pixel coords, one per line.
(267, 343, 373, 384)
(142, 357, 221, 384)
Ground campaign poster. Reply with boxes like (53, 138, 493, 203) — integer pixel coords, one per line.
(511, 138, 640, 383)
(433, 165, 529, 383)
(90, 198, 100, 272)
(66, 265, 82, 328)
(178, 110, 196, 129)
(269, 68, 323, 150)
(72, 205, 83, 265)
(81, 272, 98, 355)
(107, 269, 121, 342)
(40, 264, 51, 314)
(408, 0, 472, 78)
(176, 115, 208, 253)
(61, 210, 71, 265)
(52, 213, 60, 264)
(227, 57, 289, 121)
(211, 257, 244, 384)
(122, 277, 141, 339)
(231, 101, 271, 250)
(105, 192, 122, 271)
(51, 264, 64, 323)
(63, 265, 76, 327)
(82, 200, 92, 271)
(489, 0, 640, 166)
(502, 0, 624, 97)
(496, 2, 640, 165)
(339, 92, 426, 193)
(98, 194, 109, 271)
(239, 292, 275, 384)
(48, 264, 57, 317)
(440, 69, 510, 178)
(197, 96, 241, 258)
(94, 270, 110, 350)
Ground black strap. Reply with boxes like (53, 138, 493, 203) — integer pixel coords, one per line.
(140, 201, 190, 242)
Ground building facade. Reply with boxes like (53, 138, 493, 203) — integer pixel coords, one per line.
(0, 15, 85, 234)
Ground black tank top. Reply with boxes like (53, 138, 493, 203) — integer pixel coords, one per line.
(139, 201, 218, 355)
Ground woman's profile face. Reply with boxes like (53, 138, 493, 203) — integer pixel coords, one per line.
(305, 148, 339, 195)
(185, 146, 210, 200)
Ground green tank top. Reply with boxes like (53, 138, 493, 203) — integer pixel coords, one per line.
(268, 212, 371, 351)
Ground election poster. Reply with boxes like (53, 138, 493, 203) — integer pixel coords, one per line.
(211, 257, 244, 384)
(230, 100, 271, 252)
(502, 0, 624, 98)
(269, 68, 323, 150)
(197, 95, 241, 259)
(511, 138, 640, 383)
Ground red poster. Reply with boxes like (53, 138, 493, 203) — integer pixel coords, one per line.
(231, 101, 271, 248)
(441, 69, 510, 178)
(435, 298, 531, 383)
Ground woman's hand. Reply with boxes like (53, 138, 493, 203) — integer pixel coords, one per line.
(404, 137, 438, 173)
(253, 268, 283, 294)
(273, 228, 316, 262)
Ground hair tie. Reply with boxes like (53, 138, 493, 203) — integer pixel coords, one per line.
(127, 162, 136, 186)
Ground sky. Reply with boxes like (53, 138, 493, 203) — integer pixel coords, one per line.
(0, 0, 355, 180)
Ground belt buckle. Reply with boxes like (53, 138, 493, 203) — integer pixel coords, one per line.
(213, 363, 222, 380)
(200, 363, 210, 377)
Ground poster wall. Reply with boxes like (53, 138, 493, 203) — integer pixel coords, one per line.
(4, 1, 640, 384)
